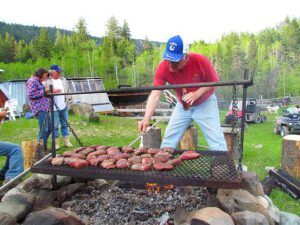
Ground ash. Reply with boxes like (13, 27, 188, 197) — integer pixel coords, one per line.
(70, 185, 207, 225)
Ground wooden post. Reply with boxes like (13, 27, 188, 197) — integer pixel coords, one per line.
(21, 140, 38, 170)
(179, 125, 198, 150)
(281, 135, 300, 179)
(222, 126, 240, 159)
(142, 127, 162, 149)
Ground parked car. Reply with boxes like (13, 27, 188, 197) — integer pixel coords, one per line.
(225, 98, 267, 125)
(274, 107, 300, 137)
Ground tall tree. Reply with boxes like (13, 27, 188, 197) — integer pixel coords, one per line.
(34, 28, 53, 58)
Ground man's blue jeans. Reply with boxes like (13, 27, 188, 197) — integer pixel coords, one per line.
(36, 111, 51, 146)
(161, 94, 227, 151)
(53, 106, 69, 138)
(0, 141, 24, 180)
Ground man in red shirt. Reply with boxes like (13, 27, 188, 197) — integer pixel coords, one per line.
(138, 35, 227, 151)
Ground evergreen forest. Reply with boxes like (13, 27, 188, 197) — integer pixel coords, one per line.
(0, 17, 299, 100)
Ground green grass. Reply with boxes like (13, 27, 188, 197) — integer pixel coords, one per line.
(0, 113, 299, 215)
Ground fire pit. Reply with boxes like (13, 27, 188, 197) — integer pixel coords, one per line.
(70, 183, 207, 225)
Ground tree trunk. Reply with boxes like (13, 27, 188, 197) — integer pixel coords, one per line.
(179, 126, 197, 150)
(142, 127, 162, 149)
(281, 135, 300, 179)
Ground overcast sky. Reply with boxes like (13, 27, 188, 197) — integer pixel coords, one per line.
(1, 0, 299, 43)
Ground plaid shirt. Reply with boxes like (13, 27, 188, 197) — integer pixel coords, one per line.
(26, 76, 50, 115)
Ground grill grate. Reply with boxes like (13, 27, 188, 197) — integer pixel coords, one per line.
(31, 150, 241, 189)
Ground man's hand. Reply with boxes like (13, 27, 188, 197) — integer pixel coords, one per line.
(182, 91, 201, 105)
(182, 87, 212, 105)
(138, 119, 150, 133)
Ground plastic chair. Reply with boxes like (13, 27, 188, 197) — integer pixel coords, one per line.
(4, 99, 21, 121)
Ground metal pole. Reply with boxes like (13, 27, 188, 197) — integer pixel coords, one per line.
(48, 79, 253, 97)
(49, 85, 57, 189)
(0, 153, 52, 192)
(238, 70, 250, 171)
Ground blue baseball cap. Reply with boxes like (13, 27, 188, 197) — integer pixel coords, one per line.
(162, 35, 188, 62)
(50, 64, 63, 72)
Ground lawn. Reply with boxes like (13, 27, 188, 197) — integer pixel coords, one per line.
(0, 112, 299, 215)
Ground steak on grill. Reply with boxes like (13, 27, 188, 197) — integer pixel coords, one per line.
(134, 148, 148, 155)
(131, 163, 151, 171)
(179, 151, 200, 160)
(113, 153, 130, 161)
(128, 156, 142, 164)
(142, 157, 154, 165)
(116, 159, 129, 169)
(51, 157, 64, 166)
(147, 148, 159, 155)
(69, 159, 89, 169)
(101, 159, 116, 169)
(167, 158, 182, 166)
(153, 162, 174, 171)
(122, 146, 134, 153)
(71, 153, 86, 159)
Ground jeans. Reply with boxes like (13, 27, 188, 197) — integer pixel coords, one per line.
(161, 93, 227, 151)
(36, 111, 51, 146)
(0, 141, 24, 180)
(53, 106, 70, 138)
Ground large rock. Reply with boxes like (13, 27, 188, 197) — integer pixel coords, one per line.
(188, 207, 234, 225)
(22, 206, 86, 225)
(240, 172, 265, 196)
(2, 187, 27, 202)
(280, 211, 300, 225)
(0, 212, 17, 225)
(217, 189, 265, 214)
(57, 183, 85, 203)
(16, 174, 53, 192)
(266, 205, 280, 224)
(69, 103, 93, 121)
(231, 210, 269, 225)
(0, 192, 35, 221)
(33, 190, 58, 210)
(89, 111, 100, 123)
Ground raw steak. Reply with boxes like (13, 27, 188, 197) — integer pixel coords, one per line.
(133, 148, 148, 155)
(116, 159, 129, 169)
(131, 163, 151, 171)
(128, 156, 142, 164)
(69, 159, 89, 169)
(51, 157, 64, 166)
(179, 151, 200, 160)
(153, 162, 174, 171)
(142, 157, 154, 165)
(167, 158, 182, 166)
(113, 153, 130, 161)
(122, 146, 134, 153)
(101, 159, 116, 169)
(148, 148, 159, 155)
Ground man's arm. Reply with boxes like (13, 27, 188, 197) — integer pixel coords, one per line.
(138, 90, 162, 132)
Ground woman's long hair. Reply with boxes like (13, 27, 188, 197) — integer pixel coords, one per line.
(33, 68, 48, 79)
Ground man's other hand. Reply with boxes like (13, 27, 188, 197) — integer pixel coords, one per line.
(138, 119, 150, 133)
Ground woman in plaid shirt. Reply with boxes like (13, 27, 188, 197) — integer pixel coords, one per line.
(26, 68, 51, 148)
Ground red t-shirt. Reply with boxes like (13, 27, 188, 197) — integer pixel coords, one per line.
(153, 53, 219, 106)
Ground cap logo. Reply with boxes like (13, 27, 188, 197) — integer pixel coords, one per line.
(169, 42, 177, 51)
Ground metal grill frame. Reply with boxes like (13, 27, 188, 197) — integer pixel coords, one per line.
(31, 150, 241, 189)
(40, 73, 253, 189)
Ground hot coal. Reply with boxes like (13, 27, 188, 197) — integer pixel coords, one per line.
(70, 185, 207, 225)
